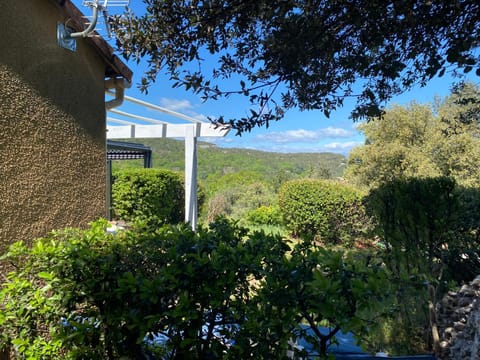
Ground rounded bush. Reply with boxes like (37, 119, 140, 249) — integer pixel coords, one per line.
(246, 205, 283, 226)
(278, 179, 370, 244)
(112, 168, 184, 226)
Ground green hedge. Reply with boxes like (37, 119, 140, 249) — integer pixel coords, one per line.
(112, 168, 185, 226)
(364, 177, 480, 352)
(0, 219, 389, 359)
(278, 179, 370, 244)
(366, 176, 480, 285)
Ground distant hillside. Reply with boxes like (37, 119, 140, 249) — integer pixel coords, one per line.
(112, 138, 347, 182)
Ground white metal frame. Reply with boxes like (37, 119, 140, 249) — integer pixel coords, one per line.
(106, 93, 230, 229)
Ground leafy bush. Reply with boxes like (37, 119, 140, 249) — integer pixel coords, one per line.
(0, 219, 288, 359)
(245, 205, 283, 226)
(205, 189, 236, 222)
(205, 181, 276, 224)
(278, 179, 371, 245)
(235, 240, 390, 358)
(112, 168, 185, 226)
(0, 220, 391, 359)
(366, 176, 480, 286)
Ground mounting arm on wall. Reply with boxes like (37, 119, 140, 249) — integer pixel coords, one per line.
(57, 0, 129, 52)
(68, 1, 101, 39)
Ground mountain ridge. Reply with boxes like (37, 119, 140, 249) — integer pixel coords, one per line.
(111, 138, 347, 181)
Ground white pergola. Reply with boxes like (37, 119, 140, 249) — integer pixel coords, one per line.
(106, 92, 230, 229)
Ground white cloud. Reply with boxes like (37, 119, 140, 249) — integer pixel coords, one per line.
(319, 126, 352, 137)
(257, 129, 317, 143)
(159, 97, 194, 111)
(324, 141, 361, 150)
(213, 138, 361, 155)
(157, 97, 210, 122)
(256, 127, 353, 144)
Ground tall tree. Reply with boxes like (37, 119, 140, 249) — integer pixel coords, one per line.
(112, 1, 480, 133)
(427, 83, 480, 186)
(345, 102, 440, 188)
(345, 83, 480, 189)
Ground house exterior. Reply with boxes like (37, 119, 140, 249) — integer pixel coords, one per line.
(0, 0, 132, 257)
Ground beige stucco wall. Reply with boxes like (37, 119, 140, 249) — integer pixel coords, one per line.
(0, 0, 108, 256)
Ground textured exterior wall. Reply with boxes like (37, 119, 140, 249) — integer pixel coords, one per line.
(0, 0, 108, 256)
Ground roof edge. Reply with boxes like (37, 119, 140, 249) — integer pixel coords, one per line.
(55, 0, 133, 83)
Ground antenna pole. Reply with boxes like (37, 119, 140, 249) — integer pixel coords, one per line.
(68, 0, 101, 39)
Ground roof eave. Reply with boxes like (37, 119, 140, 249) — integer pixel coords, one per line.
(55, 0, 133, 83)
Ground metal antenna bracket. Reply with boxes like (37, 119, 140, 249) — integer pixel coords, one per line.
(57, 22, 77, 52)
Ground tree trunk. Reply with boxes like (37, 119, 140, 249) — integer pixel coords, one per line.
(0, 347, 11, 360)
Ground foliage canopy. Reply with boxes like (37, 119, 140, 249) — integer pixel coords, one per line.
(112, 1, 480, 133)
(346, 82, 480, 189)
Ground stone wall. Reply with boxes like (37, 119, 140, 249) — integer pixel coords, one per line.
(436, 276, 480, 359)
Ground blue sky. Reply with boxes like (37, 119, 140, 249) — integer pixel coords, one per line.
(74, 1, 477, 156)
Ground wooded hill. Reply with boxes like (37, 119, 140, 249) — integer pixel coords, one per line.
(112, 138, 347, 183)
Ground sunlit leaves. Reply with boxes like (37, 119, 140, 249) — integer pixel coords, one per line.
(112, 168, 185, 226)
(278, 179, 371, 245)
(346, 84, 480, 189)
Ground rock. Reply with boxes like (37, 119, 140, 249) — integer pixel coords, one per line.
(459, 286, 476, 297)
(436, 275, 480, 359)
(439, 341, 449, 349)
(443, 327, 454, 339)
(471, 276, 480, 288)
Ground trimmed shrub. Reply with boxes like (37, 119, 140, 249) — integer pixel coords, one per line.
(245, 205, 283, 226)
(365, 176, 480, 284)
(112, 168, 184, 226)
(278, 179, 370, 244)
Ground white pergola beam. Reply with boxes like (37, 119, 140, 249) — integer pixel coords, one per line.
(107, 116, 137, 125)
(109, 109, 169, 124)
(107, 123, 229, 139)
(106, 90, 204, 124)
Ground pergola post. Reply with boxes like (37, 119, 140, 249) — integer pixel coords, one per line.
(184, 124, 198, 230)
(106, 93, 230, 231)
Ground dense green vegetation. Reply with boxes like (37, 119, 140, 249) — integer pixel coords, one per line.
(366, 177, 480, 353)
(112, 139, 346, 183)
(2, 83, 480, 358)
(0, 220, 388, 359)
(346, 82, 480, 189)
(278, 179, 370, 245)
(112, 142, 346, 226)
(112, 168, 186, 227)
